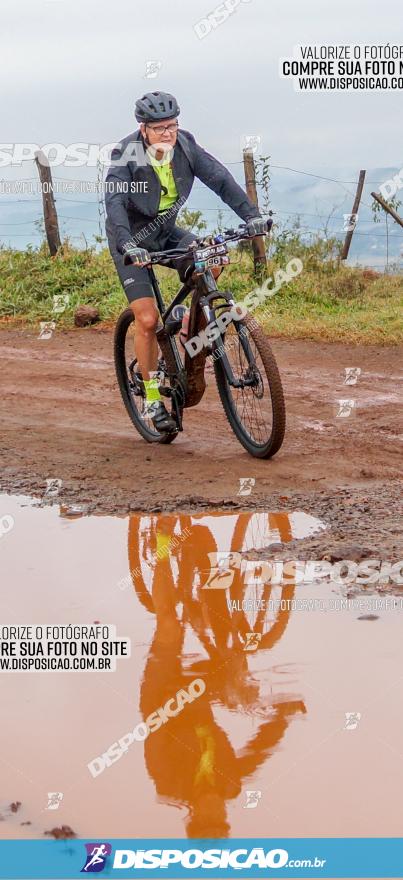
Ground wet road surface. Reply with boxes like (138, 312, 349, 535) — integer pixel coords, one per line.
(1, 496, 403, 841)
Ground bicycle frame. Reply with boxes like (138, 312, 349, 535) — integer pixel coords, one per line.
(150, 265, 191, 324)
(149, 261, 258, 410)
(143, 223, 269, 425)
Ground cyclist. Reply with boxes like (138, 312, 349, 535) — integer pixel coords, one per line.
(105, 90, 267, 433)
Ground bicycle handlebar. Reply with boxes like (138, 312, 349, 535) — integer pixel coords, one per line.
(147, 217, 273, 265)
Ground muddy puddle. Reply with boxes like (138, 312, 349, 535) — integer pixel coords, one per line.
(1, 494, 403, 842)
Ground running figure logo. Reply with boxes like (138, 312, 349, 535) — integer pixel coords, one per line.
(244, 632, 262, 652)
(244, 789, 262, 808)
(46, 791, 63, 810)
(203, 552, 240, 589)
(81, 843, 112, 873)
(237, 477, 255, 497)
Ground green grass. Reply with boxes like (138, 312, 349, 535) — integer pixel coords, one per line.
(256, 263, 403, 345)
(0, 240, 402, 345)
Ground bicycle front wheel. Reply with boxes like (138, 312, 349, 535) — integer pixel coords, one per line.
(114, 308, 178, 445)
(214, 314, 285, 458)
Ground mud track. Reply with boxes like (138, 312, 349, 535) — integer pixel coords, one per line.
(0, 326, 402, 556)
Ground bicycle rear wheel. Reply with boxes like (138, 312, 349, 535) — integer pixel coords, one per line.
(214, 314, 285, 458)
(114, 308, 178, 444)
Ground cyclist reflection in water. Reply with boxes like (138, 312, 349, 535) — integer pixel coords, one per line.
(129, 512, 306, 838)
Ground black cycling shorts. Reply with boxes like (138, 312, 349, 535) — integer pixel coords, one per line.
(106, 223, 196, 303)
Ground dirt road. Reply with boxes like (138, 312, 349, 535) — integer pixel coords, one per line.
(0, 326, 402, 556)
(1, 327, 402, 847)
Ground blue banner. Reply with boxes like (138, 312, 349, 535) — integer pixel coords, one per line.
(1, 838, 403, 879)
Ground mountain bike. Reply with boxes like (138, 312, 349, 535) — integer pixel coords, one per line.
(114, 222, 285, 458)
(128, 510, 297, 653)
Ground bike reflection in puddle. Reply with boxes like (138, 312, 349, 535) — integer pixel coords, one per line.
(128, 511, 312, 838)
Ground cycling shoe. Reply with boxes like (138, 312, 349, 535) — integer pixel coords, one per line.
(145, 400, 177, 433)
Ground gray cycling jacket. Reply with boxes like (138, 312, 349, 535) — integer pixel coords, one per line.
(104, 128, 260, 252)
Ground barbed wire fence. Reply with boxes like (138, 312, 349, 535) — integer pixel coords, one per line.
(0, 152, 402, 272)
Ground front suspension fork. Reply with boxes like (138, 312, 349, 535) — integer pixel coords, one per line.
(198, 273, 256, 389)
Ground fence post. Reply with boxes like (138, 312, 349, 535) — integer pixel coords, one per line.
(34, 150, 61, 255)
(370, 191, 403, 229)
(243, 148, 267, 273)
(96, 158, 106, 241)
(341, 170, 366, 261)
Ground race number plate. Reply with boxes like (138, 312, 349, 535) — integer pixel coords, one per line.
(194, 243, 230, 274)
(194, 255, 230, 274)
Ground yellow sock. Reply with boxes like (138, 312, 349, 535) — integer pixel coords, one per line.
(156, 531, 171, 558)
(144, 377, 161, 403)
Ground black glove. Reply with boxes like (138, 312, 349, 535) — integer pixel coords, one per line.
(121, 240, 151, 267)
(245, 216, 268, 237)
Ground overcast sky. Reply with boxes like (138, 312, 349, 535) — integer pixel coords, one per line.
(1, 0, 402, 262)
(2, 0, 402, 167)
